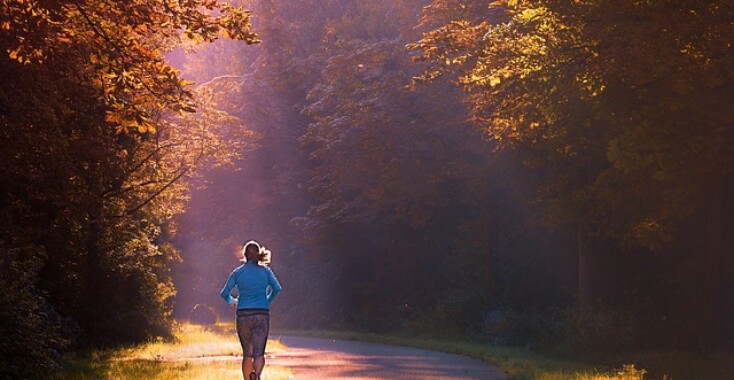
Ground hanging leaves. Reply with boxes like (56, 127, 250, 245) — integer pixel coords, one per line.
(0, 0, 260, 133)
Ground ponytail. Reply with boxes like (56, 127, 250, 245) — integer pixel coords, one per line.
(259, 247, 271, 265)
(242, 240, 271, 266)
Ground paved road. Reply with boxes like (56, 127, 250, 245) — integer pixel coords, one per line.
(267, 336, 509, 380)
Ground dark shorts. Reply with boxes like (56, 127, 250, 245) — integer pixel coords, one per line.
(236, 309, 270, 357)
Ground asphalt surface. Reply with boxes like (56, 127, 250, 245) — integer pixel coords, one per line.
(267, 335, 509, 380)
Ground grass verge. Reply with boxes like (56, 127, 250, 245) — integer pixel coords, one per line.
(45, 323, 292, 380)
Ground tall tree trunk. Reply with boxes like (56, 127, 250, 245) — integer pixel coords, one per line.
(484, 243, 496, 307)
(702, 177, 725, 345)
(577, 226, 594, 307)
(83, 202, 102, 343)
(484, 217, 498, 307)
(724, 175, 734, 341)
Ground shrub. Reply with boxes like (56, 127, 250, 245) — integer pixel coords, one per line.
(189, 304, 219, 325)
(0, 245, 69, 379)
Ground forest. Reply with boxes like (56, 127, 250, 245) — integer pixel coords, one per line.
(0, 0, 732, 379)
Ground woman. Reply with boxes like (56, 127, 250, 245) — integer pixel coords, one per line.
(221, 240, 282, 380)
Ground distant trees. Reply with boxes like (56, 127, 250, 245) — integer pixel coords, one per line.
(296, 3, 499, 328)
(0, 0, 257, 376)
(168, 0, 734, 352)
(174, 0, 570, 335)
(179, 0, 734, 350)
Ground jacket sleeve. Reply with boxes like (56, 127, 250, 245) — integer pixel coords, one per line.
(220, 270, 237, 305)
(266, 268, 282, 304)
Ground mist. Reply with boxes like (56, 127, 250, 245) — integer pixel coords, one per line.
(164, 0, 734, 350)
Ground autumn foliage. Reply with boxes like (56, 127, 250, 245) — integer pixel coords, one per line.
(0, 0, 258, 377)
(2, 0, 258, 133)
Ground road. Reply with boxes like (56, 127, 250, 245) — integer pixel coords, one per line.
(267, 336, 509, 380)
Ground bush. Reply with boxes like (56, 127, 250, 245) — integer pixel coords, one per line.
(479, 308, 550, 346)
(189, 304, 218, 325)
(477, 306, 644, 352)
(0, 245, 69, 379)
(543, 307, 640, 352)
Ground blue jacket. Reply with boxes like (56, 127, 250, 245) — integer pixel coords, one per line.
(220, 262, 282, 310)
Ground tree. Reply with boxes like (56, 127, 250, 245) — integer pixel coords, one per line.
(0, 0, 260, 373)
(411, 0, 734, 343)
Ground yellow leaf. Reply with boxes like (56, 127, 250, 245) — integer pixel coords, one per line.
(105, 112, 120, 123)
(520, 9, 537, 22)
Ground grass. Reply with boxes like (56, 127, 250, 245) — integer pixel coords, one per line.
(45, 323, 292, 380)
(118, 322, 287, 361)
(41, 323, 733, 379)
(273, 329, 734, 380)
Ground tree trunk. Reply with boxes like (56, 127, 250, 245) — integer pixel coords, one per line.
(702, 177, 726, 345)
(484, 242, 496, 307)
(83, 204, 102, 342)
(724, 175, 734, 342)
(577, 226, 594, 307)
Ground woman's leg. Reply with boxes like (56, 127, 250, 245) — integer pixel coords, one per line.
(250, 315, 270, 379)
(237, 315, 256, 379)
(253, 356, 265, 377)
(242, 356, 254, 379)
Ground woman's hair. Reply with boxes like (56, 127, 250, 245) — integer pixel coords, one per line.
(242, 240, 271, 265)
(259, 247, 271, 265)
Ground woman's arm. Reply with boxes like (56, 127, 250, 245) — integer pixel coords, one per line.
(266, 268, 282, 304)
(220, 271, 238, 305)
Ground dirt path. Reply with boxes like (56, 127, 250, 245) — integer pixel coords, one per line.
(266, 335, 509, 379)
